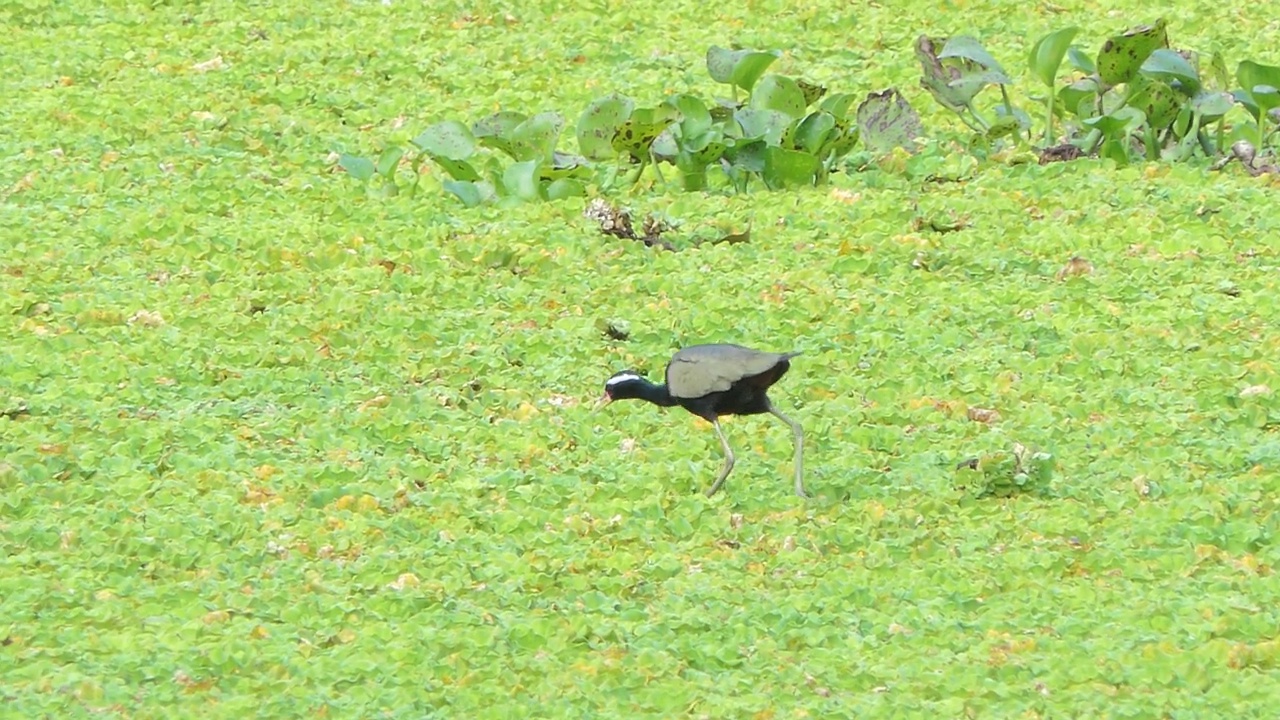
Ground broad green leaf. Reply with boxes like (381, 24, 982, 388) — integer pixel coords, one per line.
(1067, 46, 1096, 75)
(762, 146, 820, 189)
(442, 179, 494, 207)
(674, 152, 711, 190)
(667, 94, 713, 138)
(1208, 51, 1230, 90)
(428, 156, 481, 182)
(651, 128, 679, 161)
(1096, 19, 1169, 87)
(724, 138, 767, 172)
(986, 114, 1022, 139)
(939, 35, 1009, 78)
(822, 124, 860, 160)
(473, 111, 527, 158)
(915, 35, 987, 111)
(733, 107, 793, 145)
(856, 88, 923, 154)
(819, 92, 859, 120)
(1083, 106, 1146, 138)
(1130, 76, 1181, 129)
(993, 104, 1032, 132)
(749, 75, 808, 119)
(575, 95, 634, 160)
(706, 46, 781, 92)
(510, 112, 565, 163)
(502, 160, 541, 201)
(538, 151, 591, 181)
(338, 154, 375, 182)
(611, 106, 678, 161)
(1099, 136, 1130, 164)
(1237, 60, 1280, 112)
(1058, 77, 1100, 118)
(1028, 27, 1080, 87)
(1190, 90, 1236, 121)
(1141, 49, 1201, 95)
(797, 79, 828, 108)
(544, 178, 585, 200)
(375, 147, 403, 178)
(791, 112, 837, 154)
(412, 120, 476, 160)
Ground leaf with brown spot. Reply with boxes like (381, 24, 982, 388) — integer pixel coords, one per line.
(1056, 255, 1094, 280)
(968, 407, 1001, 424)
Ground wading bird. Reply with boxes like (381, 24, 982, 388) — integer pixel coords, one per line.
(599, 343, 806, 497)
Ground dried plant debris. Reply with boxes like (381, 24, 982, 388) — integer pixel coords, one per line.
(598, 317, 631, 341)
(583, 198, 676, 251)
(1038, 143, 1085, 165)
(1210, 140, 1279, 176)
(1056, 255, 1094, 280)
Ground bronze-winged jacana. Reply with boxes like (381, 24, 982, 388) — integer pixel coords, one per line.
(598, 343, 806, 498)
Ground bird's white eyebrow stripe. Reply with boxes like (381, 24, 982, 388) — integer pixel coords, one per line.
(605, 372, 642, 388)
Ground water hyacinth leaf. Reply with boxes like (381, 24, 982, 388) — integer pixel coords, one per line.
(1130, 77, 1181, 129)
(539, 152, 592, 181)
(797, 79, 828, 108)
(1028, 27, 1080, 87)
(338, 154, 375, 182)
(680, 129, 728, 163)
(473, 111, 527, 158)
(724, 138, 767, 172)
(734, 107, 793, 145)
(749, 75, 808, 119)
(939, 35, 1009, 79)
(675, 150, 714, 190)
(950, 70, 1015, 95)
(1237, 60, 1280, 112)
(442, 179, 494, 207)
(576, 95, 633, 160)
(819, 92, 859, 120)
(1084, 106, 1146, 138)
(706, 46, 781, 93)
(544, 178, 586, 201)
(762, 146, 820, 189)
(823, 124, 860, 159)
(916, 35, 987, 111)
(1141, 49, 1201, 95)
(412, 120, 477, 160)
(1067, 46, 1096, 75)
(792, 112, 837, 154)
(986, 114, 1023, 139)
(993, 105, 1033, 132)
(1059, 78, 1100, 118)
(510, 112, 565, 163)
(502, 160, 541, 201)
(668, 94, 713, 137)
(428, 157, 481, 182)
(1192, 90, 1237, 121)
(611, 106, 678, 161)
(1096, 19, 1168, 88)
(1208, 52, 1231, 91)
(651, 128, 679, 162)
(857, 88, 924, 154)
(375, 147, 403, 178)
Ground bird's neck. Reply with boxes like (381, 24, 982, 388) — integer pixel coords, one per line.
(638, 381, 678, 407)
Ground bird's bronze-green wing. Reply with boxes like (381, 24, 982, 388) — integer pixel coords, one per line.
(665, 344, 797, 399)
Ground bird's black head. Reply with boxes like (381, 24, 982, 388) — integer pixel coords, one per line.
(600, 370, 649, 405)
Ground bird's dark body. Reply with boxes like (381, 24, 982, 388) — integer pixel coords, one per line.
(601, 342, 808, 497)
(667, 345, 798, 421)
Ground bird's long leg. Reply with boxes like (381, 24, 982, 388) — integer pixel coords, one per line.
(704, 418, 735, 497)
(767, 402, 807, 498)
